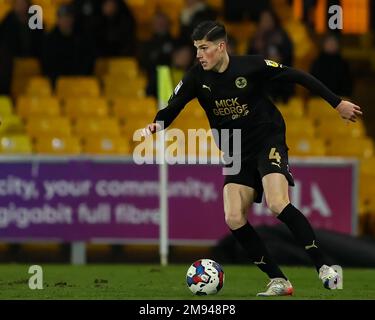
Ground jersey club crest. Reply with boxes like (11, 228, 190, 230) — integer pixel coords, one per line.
(235, 77, 247, 89)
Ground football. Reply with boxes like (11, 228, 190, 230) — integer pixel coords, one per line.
(186, 259, 225, 295)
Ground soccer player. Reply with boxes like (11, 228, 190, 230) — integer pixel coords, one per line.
(141, 21, 362, 296)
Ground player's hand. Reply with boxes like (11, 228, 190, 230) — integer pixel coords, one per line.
(336, 100, 363, 123)
(141, 123, 162, 137)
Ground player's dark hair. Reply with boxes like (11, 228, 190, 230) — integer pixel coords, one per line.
(191, 21, 227, 42)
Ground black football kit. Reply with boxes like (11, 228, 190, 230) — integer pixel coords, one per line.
(153, 55, 342, 202)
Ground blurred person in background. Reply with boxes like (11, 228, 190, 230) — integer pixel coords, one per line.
(310, 33, 352, 98)
(226, 34, 238, 56)
(223, 0, 271, 22)
(142, 12, 176, 97)
(0, 0, 43, 94)
(179, 0, 217, 42)
(41, 5, 95, 85)
(94, 0, 136, 57)
(146, 40, 194, 97)
(140, 12, 175, 82)
(247, 9, 294, 102)
(170, 41, 195, 87)
(0, 0, 43, 57)
(73, 0, 101, 34)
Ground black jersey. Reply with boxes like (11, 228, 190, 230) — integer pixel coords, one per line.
(154, 55, 342, 160)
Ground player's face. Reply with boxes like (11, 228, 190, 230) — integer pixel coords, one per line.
(194, 39, 225, 71)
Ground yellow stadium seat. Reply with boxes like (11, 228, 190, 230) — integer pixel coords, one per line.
(0, 95, 13, 115)
(43, 7, 58, 31)
(0, 2, 11, 21)
(225, 21, 256, 43)
(286, 96, 304, 109)
(121, 118, 149, 133)
(64, 97, 109, 119)
(82, 135, 131, 155)
(307, 97, 339, 120)
(316, 120, 366, 141)
(94, 58, 109, 79)
(359, 173, 375, 211)
(56, 77, 100, 98)
(131, 133, 162, 158)
(34, 136, 81, 155)
(206, 0, 223, 11)
(16, 96, 60, 118)
(287, 137, 326, 156)
(279, 108, 305, 122)
(11, 58, 42, 97)
(0, 135, 32, 154)
(107, 58, 139, 78)
(104, 76, 146, 98)
(112, 97, 157, 120)
(360, 157, 375, 176)
(0, 114, 24, 134)
(74, 117, 121, 137)
(26, 117, 72, 137)
(26, 77, 52, 97)
(13, 58, 41, 77)
(286, 118, 316, 139)
(127, 0, 156, 25)
(327, 137, 374, 158)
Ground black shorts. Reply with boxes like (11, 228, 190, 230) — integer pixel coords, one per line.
(223, 142, 295, 203)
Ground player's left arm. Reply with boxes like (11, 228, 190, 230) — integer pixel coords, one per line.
(262, 59, 363, 122)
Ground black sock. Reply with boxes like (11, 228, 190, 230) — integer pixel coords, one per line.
(231, 221, 287, 280)
(278, 203, 325, 271)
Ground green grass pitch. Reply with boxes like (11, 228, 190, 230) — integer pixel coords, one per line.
(0, 264, 374, 300)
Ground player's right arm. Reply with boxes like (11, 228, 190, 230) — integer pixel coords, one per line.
(141, 68, 197, 136)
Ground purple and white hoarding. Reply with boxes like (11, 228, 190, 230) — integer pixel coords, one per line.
(0, 157, 357, 243)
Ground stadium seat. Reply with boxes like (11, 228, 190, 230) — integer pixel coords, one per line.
(74, 117, 121, 137)
(26, 77, 52, 97)
(359, 173, 375, 212)
(0, 114, 24, 134)
(64, 97, 109, 119)
(360, 157, 375, 176)
(132, 133, 163, 158)
(13, 58, 41, 77)
(56, 77, 100, 99)
(287, 137, 326, 157)
(316, 120, 366, 141)
(103, 76, 146, 99)
(286, 119, 316, 139)
(16, 96, 61, 118)
(279, 108, 305, 122)
(225, 21, 256, 43)
(327, 137, 374, 158)
(38, 4, 57, 32)
(0, 95, 13, 115)
(307, 97, 340, 123)
(82, 135, 132, 155)
(112, 97, 157, 120)
(0, 135, 32, 154)
(126, 0, 156, 30)
(11, 58, 42, 97)
(34, 136, 81, 155)
(0, 1, 11, 21)
(107, 57, 139, 79)
(26, 117, 72, 137)
(94, 58, 109, 79)
(286, 96, 305, 109)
